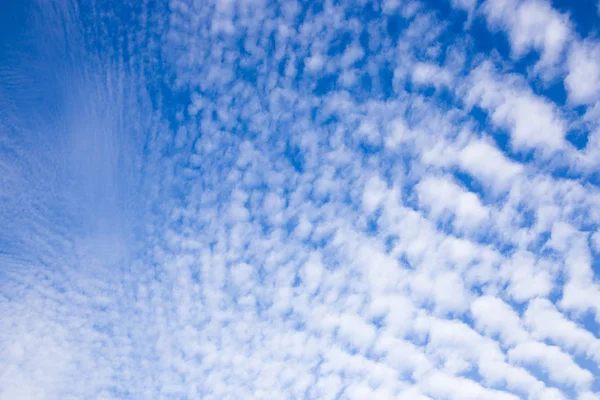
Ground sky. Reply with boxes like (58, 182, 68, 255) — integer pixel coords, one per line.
(1, 0, 600, 399)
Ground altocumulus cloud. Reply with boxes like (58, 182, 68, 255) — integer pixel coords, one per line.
(1, 0, 600, 399)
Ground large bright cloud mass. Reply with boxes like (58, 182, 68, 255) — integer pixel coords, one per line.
(1, 0, 600, 399)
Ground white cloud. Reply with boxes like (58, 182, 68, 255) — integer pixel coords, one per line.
(482, 0, 572, 68)
(411, 62, 452, 89)
(420, 370, 520, 400)
(301, 251, 324, 294)
(500, 250, 555, 302)
(2, 0, 600, 399)
(384, 118, 410, 150)
(458, 139, 523, 192)
(362, 175, 388, 213)
(509, 341, 594, 388)
(340, 44, 365, 69)
(566, 41, 600, 105)
(416, 175, 489, 233)
(336, 313, 378, 352)
(462, 62, 566, 152)
(471, 295, 528, 346)
(305, 53, 325, 73)
(431, 270, 471, 313)
(450, 0, 477, 13)
(524, 298, 600, 363)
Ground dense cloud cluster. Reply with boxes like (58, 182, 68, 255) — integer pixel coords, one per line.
(1, 0, 600, 399)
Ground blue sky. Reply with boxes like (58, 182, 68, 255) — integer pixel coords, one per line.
(1, 0, 600, 399)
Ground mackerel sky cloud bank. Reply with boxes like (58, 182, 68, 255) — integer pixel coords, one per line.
(1, 0, 600, 399)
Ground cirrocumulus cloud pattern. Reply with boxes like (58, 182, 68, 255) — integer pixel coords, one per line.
(2, 0, 600, 399)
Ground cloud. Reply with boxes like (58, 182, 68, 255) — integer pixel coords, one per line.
(411, 62, 453, 89)
(416, 175, 490, 233)
(566, 41, 600, 105)
(461, 61, 566, 152)
(482, 0, 572, 68)
(451, 0, 477, 13)
(524, 298, 600, 363)
(1, 0, 600, 399)
(471, 295, 528, 346)
(457, 139, 523, 193)
(509, 341, 594, 388)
